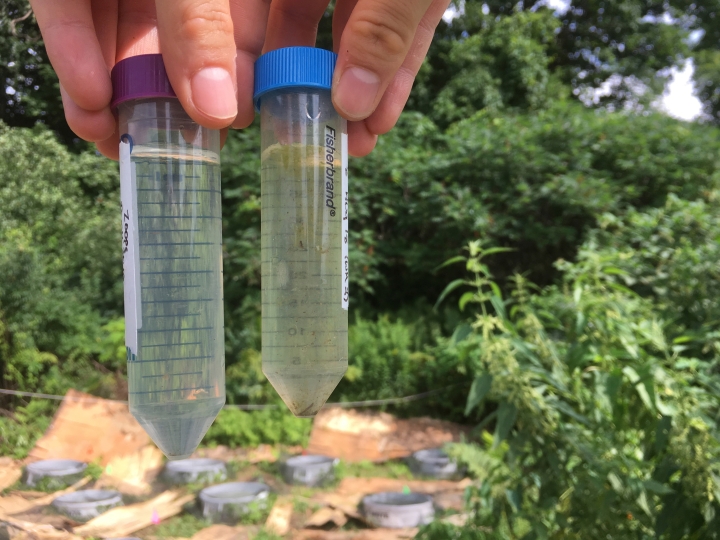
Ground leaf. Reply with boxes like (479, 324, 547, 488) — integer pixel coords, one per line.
(433, 255, 466, 273)
(655, 415, 672, 454)
(644, 479, 674, 496)
(465, 372, 493, 416)
(505, 487, 522, 511)
(607, 472, 623, 493)
(603, 266, 628, 276)
(489, 281, 503, 299)
(434, 279, 467, 310)
(606, 372, 623, 416)
(467, 259, 490, 275)
(554, 400, 590, 426)
(637, 490, 652, 517)
(608, 282, 640, 297)
(574, 311, 586, 335)
(494, 401, 518, 444)
(452, 323, 473, 344)
(624, 365, 656, 413)
(490, 295, 507, 320)
(459, 291, 475, 311)
(512, 339, 541, 366)
(479, 247, 514, 257)
(656, 397, 676, 417)
(622, 366, 640, 384)
(471, 411, 498, 435)
(573, 285, 582, 304)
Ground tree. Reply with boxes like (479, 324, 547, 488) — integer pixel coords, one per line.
(671, 0, 720, 121)
(407, 1, 693, 117)
(0, 1, 77, 147)
(0, 122, 123, 399)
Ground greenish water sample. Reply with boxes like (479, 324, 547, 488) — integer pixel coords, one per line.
(261, 143, 348, 417)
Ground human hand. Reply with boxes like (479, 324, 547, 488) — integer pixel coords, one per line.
(30, 0, 450, 159)
(265, 0, 451, 156)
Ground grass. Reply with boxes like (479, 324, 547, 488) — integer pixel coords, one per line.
(253, 528, 284, 540)
(237, 495, 276, 525)
(0, 400, 56, 460)
(254, 460, 284, 482)
(150, 513, 212, 538)
(291, 493, 322, 515)
(335, 459, 413, 480)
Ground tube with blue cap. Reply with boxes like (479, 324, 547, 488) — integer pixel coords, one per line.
(253, 47, 349, 417)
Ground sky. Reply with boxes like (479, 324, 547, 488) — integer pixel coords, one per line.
(443, 1, 704, 122)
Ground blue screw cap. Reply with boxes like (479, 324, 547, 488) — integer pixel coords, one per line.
(253, 47, 337, 111)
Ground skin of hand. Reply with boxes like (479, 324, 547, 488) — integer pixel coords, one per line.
(29, 0, 451, 160)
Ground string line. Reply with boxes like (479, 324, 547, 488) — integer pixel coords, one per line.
(0, 385, 459, 411)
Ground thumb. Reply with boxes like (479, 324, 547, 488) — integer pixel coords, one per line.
(332, 0, 434, 121)
(155, 0, 237, 128)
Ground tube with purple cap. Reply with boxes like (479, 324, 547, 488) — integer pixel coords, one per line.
(111, 54, 225, 460)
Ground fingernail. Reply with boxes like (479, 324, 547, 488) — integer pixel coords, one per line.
(191, 67, 237, 121)
(334, 66, 381, 119)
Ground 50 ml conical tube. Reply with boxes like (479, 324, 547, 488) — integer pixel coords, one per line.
(260, 90, 348, 417)
(119, 99, 225, 459)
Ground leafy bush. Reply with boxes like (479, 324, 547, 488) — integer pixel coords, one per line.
(0, 399, 56, 459)
(0, 122, 124, 400)
(340, 103, 720, 315)
(429, 10, 560, 126)
(335, 459, 413, 480)
(150, 514, 211, 538)
(571, 193, 720, 357)
(335, 314, 438, 402)
(204, 407, 312, 448)
(327, 310, 473, 421)
(435, 243, 720, 538)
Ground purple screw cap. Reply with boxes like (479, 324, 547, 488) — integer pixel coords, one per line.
(111, 54, 177, 109)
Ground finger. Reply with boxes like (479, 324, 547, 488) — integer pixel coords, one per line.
(263, 0, 329, 52)
(229, 0, 272, 129)
(60, 83, 116, 142)
(347, 119, 377, 157)
(116, 0, 160, 60)
(332, 0, 434, 121)
(91, 0, 118, 69)
(30, 0, 112, 112)
(155, 0, 238, 129)
(365, 0, 449, 135)
(96, 129, 120, 161)
(331, 0, 357, 47)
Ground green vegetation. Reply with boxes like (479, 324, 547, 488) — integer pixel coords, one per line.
(235, 497, 275, 526)
(150, 513, 212, 539)
(205, 408, 312, 448)
(335, 459, 413, 481)
(0, 399, 55, 459)
(0, 122, 124, 401)
(252, 529, 284, 540)
(438, 242, 720, 537)
(2, 1, 720, 537)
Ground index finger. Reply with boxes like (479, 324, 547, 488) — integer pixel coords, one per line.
(30, 0, 113, 112)
(229, 0, 272, 128)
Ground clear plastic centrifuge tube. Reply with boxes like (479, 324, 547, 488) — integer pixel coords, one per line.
(112, 54, 225, 459)
(254, 47, 349, 417)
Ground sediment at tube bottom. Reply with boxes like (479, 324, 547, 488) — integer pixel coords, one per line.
(264, 367, 346, 418)
(131, 397, 224, 459)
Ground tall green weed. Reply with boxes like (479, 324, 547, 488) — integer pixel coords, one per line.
(432, 242, 720, 538)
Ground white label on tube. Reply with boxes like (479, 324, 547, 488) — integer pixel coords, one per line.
(120, 138, 141, 361)
(341, 129, 349, 310)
